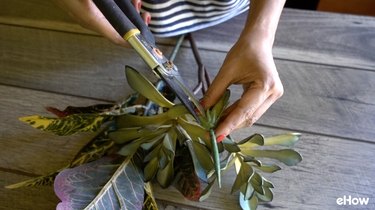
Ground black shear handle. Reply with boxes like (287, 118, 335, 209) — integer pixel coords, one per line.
(93, 0, 155, 45)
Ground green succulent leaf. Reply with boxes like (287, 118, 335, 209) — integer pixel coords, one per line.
(117, 140, 143, 156)
(232, 159, 254, 194)
(239, 192, 258, 210)
(108, 127, 145, 144)
(263, 179, 275, 189)
(242, 182, 255, 200)
(162, 131, 177, 153)
(264, 133, 301, 146)
(177, 117, 208, 143)
(116, 105, 187, 128)
(157, 160, 174, 188)
(210, 89, 230, 124)
(190, 141, 215, 175)
(199, 179, 216, 202)
(184, 140, 210, 182)
(144, 144, 162, 162)
(242, 156, 262, 167)
(20, 114, 109, 136)
(221, 154, 236, 171)
(222, 137, 241, 153)
(140, 137, 162, 150)
(144, 157, 159, 182)
(250, 172, 264, 195)
(125, 66, 174, 108)
(256, 187, 274, 202)
(238, 134, 264, 147)
(241, 149, 303, 166)
(253, 164, 281, 173)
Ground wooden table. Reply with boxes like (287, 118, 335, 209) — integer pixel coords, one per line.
(1, 1, 374, 210)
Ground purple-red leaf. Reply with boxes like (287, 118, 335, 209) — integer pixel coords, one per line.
(54, 156, 145, 210)
(175, 148, 201, 201)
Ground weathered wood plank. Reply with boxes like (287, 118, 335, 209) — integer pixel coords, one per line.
(0, 0, 73, 23)
(1, 24, 374, 141)
(0, 171, 59, 210)
(0, 84, 104, 174)
(1, 1, 374, 70)
(191, 9, 375, 71)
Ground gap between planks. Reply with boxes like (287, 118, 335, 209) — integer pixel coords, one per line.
(1, 9, 375, 71)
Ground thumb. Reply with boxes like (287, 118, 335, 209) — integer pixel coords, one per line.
(202, 71, 231, 109)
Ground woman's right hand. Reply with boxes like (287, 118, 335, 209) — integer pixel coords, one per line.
(54, 0, 150, 47)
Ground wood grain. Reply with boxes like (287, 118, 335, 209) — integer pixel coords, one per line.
(0, 24, 374, 142)
(0, 0, 73, 23)
(1, 2, 375, 210)
(190, 9, 375, 71)
(0, 85, 104, 174)
(1, 1, 374, 70)
(0, 171, 59, 210)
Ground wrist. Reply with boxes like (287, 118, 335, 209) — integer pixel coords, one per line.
(239, 0, 286, 49)
(239, 26, 275, 50)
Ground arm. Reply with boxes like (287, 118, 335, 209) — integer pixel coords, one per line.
(202, 0, 286, 141)
(53, 0, 150, 46)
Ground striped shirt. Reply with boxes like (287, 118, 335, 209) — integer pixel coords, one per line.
(142, 0, 249, 37)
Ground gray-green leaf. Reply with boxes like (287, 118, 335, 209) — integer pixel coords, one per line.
(126, 66, 174, 108)
(241, 149, 303, 166)
(264, 133, 301, 146)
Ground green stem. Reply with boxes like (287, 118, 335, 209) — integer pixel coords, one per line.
(209, 129, 221, 188)
(169, 34, 186, 62)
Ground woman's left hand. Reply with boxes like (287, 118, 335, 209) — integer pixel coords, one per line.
(202, 35, 283, 141)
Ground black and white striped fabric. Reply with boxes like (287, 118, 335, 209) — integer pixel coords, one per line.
(142, 0, 249, 37)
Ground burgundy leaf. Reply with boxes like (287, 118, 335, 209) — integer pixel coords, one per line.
(175, 148, 201, 201)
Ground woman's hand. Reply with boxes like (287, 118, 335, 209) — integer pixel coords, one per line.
(53, 0, 150, 46)
(201, 0, 286, 141)
(202, 37, 283, 141)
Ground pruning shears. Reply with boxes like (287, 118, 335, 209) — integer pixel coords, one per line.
(93, 0, 204, 121)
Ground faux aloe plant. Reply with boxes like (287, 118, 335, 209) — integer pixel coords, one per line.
(7, 66, 302, 210)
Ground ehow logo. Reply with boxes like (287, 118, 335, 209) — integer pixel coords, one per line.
(336, 195, 370, 206)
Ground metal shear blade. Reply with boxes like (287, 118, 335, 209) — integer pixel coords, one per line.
(154, 66, 204, 122)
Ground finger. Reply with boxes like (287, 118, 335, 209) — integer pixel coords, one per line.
(141, 12, 151, 25)
(202, 70, 231, 109)
(220, 100, 238, 119)
(238, 82, 283, 128)
(214, 85, 269, 138)
(90, 4, 129, 47)
(237, 95, 275, 129)
(132, 0, 142, 13)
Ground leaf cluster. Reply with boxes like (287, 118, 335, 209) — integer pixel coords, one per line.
(9, 66, 302, 210)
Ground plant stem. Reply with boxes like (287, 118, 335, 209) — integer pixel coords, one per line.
(209, 129, 221, 188)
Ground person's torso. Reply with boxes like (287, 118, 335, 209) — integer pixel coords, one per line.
(142, 0, 249, 37)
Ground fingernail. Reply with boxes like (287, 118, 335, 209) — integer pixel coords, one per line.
(199, 99, 206, 108)
(216, 134, 226, 143)
(146, 15, 151, 24)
